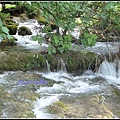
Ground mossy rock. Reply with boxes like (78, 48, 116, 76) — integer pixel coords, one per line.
(45, 54, 58, 71)
(0, 36, 17, 46)
(53, 101, 66, 110)
(37, 54, 46, 68)
(47, 101, 66, 115)
(5, 19, 19, 26)
(0, 86, 4, 92)
(3, 19, 19, 35)
(5, 24, 18, 35)
(37, 16, 47, 25)
(0, 51, 116, 73)
(20, 13, 29, 22)
(18, 26, 32, 36)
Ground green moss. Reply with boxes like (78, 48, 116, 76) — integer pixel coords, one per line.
(5, 24, 18, 35)
(3, 18, 19, 35)
(0, 37, 17, 46)
(58, 52, 80, 71)
(18, 91, 40, 101)
(5, 19, 19, 26)
(53, 101, 66, 110)
(0, 51, 104, 72)
(37, 54, 46, 68)
(45, 54, 58, 71)
(20, 13, 28, 21)
(37, 16, 47, 24)
(21, 111, 36, 118)
(18, 53, 36, 71)
(67, 57, 77, 71)
(0, 86, 4, 92)
(46, 101, 66, 117)
(18, 26, 32, 36)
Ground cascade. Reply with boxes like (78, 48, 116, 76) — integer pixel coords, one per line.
(46, 59, 51, 73)
(12, 19, 47, 49)
(98, 59, 120, 80)
(60, 58, 67, 72)
(56, 58, 67, 72)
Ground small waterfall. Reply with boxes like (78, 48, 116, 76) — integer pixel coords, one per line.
(46, 60, 51, 73)
(59, 58, 67, 72)
(98, 59, 120, 80)
(12, 19, 44, 49)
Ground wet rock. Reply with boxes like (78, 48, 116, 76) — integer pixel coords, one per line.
(20, 13, 29, 22)
(55, 94, 116, 118)
(0, 37, 17, 46)
(1, 101, 35, 118)
(17, 91, 40, 101)
(46, 101, 66, 118)
(18, 26, 32, 36)
(5, 25, 18, 35)
(83, 70, 93, 75)
(0, 84, 39, 118)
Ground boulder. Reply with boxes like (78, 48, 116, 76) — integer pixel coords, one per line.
(18, 26, 32, 36)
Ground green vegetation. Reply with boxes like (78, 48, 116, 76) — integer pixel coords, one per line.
(0, 19, 13, 42)
(30, 2, 120, 54)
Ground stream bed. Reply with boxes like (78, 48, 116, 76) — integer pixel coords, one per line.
(0, 66, 120, 118)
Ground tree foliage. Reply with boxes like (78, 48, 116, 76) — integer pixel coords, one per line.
(32, 1, 98, 54)
(1, 1, 120, 53)
(0, 12, 13, 42)
(0, 19, 13, 42)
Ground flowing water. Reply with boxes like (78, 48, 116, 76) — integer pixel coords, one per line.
(33, 60, 120, 118)
(0, 18, 120, 118)
(0, 60, 120, 118)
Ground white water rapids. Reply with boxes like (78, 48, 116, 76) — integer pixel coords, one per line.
(98, 59, 120, 84)
(33, 58, 120, 118)
(0, 18, 119, 118)
(0, 59, 120, 118)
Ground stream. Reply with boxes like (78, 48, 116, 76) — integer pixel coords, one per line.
(0, 18, 120, 118)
